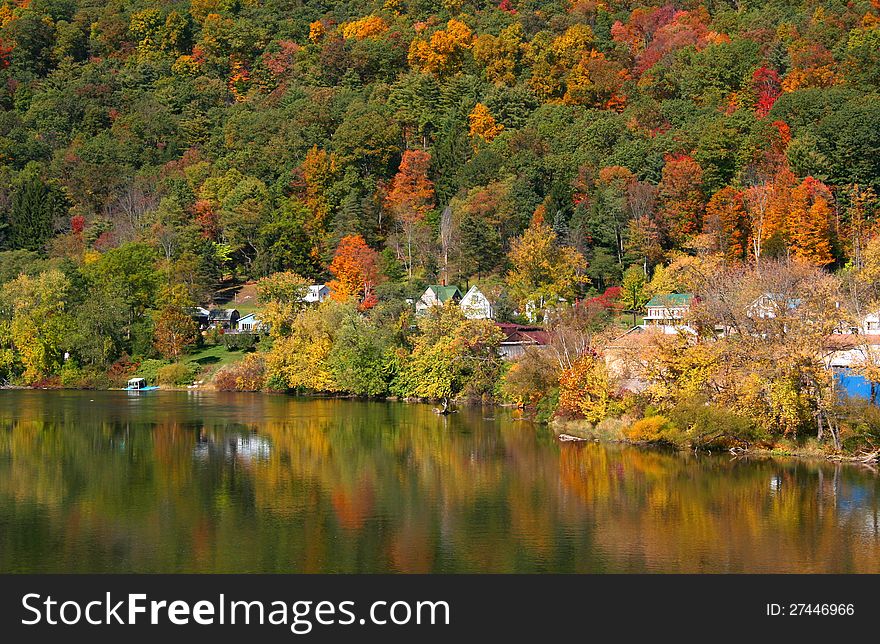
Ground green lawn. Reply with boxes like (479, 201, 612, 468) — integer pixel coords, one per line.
(184, 342, 256, 380)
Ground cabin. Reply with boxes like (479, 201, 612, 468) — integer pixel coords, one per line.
(496, 323, 550, 360)
(303, 284, 331, 304)
(460, 286, 494, 320)
(415, 285, 462, 315)
(186, 306, 211, 328)
(746, 292, 802, 320)
(208, 308, 240, 330)
(643, 293, 695, 326)
(236, 312, 267, 334)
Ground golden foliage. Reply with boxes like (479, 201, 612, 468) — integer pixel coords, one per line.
(468, 102, 504, 143)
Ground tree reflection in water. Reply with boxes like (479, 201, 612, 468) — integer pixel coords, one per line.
(0, 390, 878, 573)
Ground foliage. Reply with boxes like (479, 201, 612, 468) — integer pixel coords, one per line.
(556, 354, 611, 423)
(213, 353, 266, 391)
(156, 361, 199, 386)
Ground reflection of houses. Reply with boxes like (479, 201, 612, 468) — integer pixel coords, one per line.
(497, 323, 550, 360)
(415, 285, 462, 315)
(460, 286, 493, 320)
(643, 293, 695, 326)
(193, 432, 271, 464)
(208, 308, 240, 330)
(236, 312, 267, 334)
(303, 284, 331, 304)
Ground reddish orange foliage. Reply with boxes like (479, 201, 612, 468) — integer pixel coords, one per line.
(752, 66, 781, 118)
(705, 187, 747, 260)
(385, 150, 434, 221)
(788, 177, 835, 266)
(327, 234, 382, 309)
(193, 199, 220, 240)
(658, 154, 704, 245)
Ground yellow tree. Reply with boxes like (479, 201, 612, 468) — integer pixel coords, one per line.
(468, 103, 504, 144)
(407, 18, 473, 77)
(507, 215, 587, 320)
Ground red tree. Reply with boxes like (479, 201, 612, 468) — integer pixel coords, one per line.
(327, 234, 382, 309)
(385, 149, 434, 277)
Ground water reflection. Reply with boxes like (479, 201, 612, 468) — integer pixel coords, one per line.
(0, 390, 878, 573)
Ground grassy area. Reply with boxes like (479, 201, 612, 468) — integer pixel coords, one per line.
(183, 342, 256, 381)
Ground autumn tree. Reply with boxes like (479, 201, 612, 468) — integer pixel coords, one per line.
(153, 285, 198, 360)
(788, 177, 835, 266)
(556, 354, 612, 423)
(658, 154, 705, 247)
(255, 271, 310, 338)
(507, 215, 587, 320)
(407, 19, 473, 77)
(468, 103, 504, 144)
(385, 150, 435, 278)
(620, 264, 649, 325)
(704, 187, 747, 260)
(327, 234, 382, 309)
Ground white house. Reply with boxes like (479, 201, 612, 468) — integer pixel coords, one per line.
(415, 285, 462, 315)
(236, 312, 267, 334)
(643, 293, 694, 326)
(303, 284, 330, 304)
(460, 286, 494, 320)
(860, 311, 880, 334)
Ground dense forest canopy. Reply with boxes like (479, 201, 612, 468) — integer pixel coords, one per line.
(0, 0, 877, 287)
(1, 0, 880, 415)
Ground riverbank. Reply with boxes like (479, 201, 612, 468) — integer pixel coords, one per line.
(551, 417, 880, 466)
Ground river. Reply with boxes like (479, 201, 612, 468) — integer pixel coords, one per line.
(1, 390, 878, 573)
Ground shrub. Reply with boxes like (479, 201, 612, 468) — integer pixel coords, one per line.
(223, 333, 259, 352)
(214, 353, 266, 391)
(157, 361, 199, 386)
(668, 400, 765, 447)
(626, 415, 676, 443)
(134, 358, 167, 384)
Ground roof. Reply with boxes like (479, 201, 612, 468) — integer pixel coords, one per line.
(462, 285, 486, 300)
(238, 312, 261, 322)
(824, 333, 880, 349)
(426, 285, 462, 302)
(208, 308, 239, 320)
(645, 293, 694, 308)
(496, 323, 550, 346)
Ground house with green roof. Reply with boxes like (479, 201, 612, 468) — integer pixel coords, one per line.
(643, 293, 695, 326)
(415, 285, 463, 315)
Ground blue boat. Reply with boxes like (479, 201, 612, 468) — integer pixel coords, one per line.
(124, 378, 159, 391)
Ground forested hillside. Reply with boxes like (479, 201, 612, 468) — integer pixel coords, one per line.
(0, 0, 879, 407)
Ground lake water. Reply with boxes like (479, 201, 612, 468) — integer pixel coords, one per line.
(1, 390, 879, 573)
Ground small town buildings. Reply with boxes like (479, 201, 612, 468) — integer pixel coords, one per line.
(415, 285, 462, 315)
(746, 292, 801, 320)
(208, 308, 240, 330)
(496, 323, 550, 360)
(187, 306, 211, 328)
(303, 284, 331, 304)
(643, 293, 695, 326)
(460, 286, 494, 320)
(860, 311, 880, 334)
(236, 312, 267, 334)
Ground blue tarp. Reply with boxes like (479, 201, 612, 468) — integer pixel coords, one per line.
(835, 370, 875, 401)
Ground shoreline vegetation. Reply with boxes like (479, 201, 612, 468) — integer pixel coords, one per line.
(1, 3, 880, 462)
